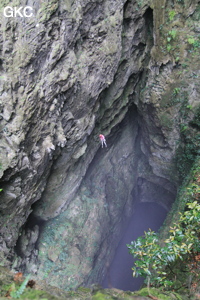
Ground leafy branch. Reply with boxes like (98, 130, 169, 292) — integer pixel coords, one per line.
(127, 197, 200, 291)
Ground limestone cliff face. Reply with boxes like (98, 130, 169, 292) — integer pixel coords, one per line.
(0, 0, 199, 291)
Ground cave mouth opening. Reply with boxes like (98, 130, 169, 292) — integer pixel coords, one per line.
(143, 7, 154, 39)
(101, 201, 169, 291)
(14, 213, 46, 259)
(13, 100, 177, 292)
(24, 213, 46, 231)
(83, 102, 177, 291)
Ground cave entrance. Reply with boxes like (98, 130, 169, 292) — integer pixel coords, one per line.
(102, 201, 168, 291)
(14, 213, 46, 269)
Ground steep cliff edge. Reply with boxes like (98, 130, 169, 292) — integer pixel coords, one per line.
(0, 0, 199, 292)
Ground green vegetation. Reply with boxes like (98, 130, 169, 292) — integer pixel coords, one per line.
(177, 135, 200, 179)
(127, 162, 200, 295)
(128, 215, 199, 290)
(176, 106, 200, 179)
(168, 29, 177, 40)
(188, 37, 195, 45)
(166, 29, 177, 52)
(168, 10, 176, 21)
(187, 35, 200, 49)
(173, 87, 180, 95)
(10, 275, 30, 299)
(127, 210, 199, 290)
(135, 287, 182, 299)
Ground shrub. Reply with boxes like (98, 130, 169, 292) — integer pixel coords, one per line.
(127, 193, 200, 291)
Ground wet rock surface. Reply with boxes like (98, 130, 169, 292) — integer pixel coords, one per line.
(0, 0, 199, 292)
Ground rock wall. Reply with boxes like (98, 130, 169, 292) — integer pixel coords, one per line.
(0, 0, 199, 291)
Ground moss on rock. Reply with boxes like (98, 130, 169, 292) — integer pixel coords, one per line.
(135, 288, 182, 299)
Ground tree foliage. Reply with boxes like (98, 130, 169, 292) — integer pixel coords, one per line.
(127, 197, 200, 290)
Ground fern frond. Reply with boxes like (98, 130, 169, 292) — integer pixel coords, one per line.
(10, 274, 30, 298)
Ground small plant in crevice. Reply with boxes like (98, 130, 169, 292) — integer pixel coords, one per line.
(168, 29, 177, 40)
(10, 275, 30, 299)
(188, 36, 195, 45)
(187, 36, 200, 49)
(167, 44, 172, 52)
(166, 29, 177, 53)
(136, 0, 143, 8)
(168, 10, 176, 21)
(186, 35, 200, 57)
(173, 87, 180, 96)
